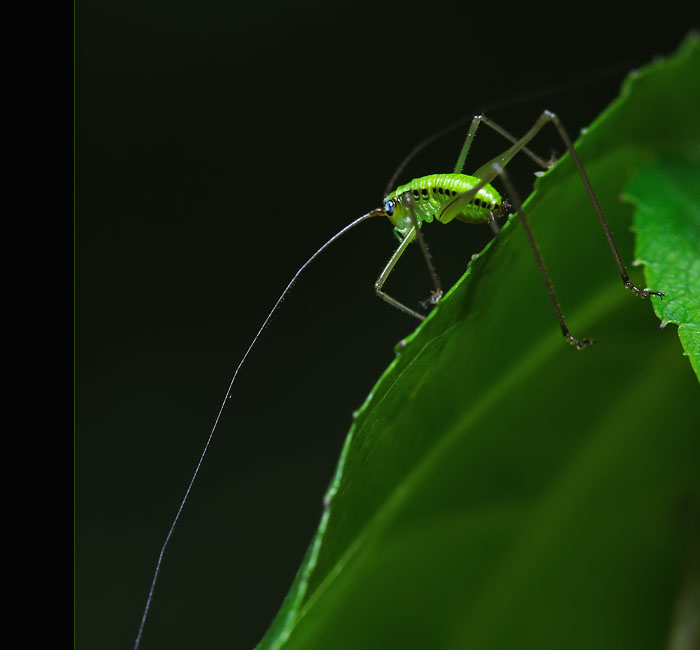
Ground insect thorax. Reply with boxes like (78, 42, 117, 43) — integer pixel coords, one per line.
(385, 173, 502, 237)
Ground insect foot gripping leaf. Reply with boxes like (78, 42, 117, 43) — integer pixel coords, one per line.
(256, 35, 700, 650)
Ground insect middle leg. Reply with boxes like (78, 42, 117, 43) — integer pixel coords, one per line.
(493, 161, 596, 349)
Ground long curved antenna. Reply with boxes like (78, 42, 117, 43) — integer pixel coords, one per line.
(132, 209, 380, 650)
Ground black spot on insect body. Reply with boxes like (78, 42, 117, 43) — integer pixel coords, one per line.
(421, 188, 428, 197)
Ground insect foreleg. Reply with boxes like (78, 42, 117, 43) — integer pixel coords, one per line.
(374, 226, 425, 320)
(375, 195, 443, 319)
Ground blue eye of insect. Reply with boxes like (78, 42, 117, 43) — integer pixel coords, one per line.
(384, 199, 394, 216)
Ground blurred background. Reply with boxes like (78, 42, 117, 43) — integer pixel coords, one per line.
(75, 3, 692, 648)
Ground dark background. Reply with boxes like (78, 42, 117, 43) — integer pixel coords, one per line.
(75, 3, 692, 648)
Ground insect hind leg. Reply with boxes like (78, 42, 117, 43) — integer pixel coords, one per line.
(471, 110, 664, 302)
(453, 114, 552, 176)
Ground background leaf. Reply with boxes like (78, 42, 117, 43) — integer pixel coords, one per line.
(626, 161, 700, 378)
(258, 35, 700, 650)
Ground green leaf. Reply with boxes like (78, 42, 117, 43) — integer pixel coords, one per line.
(258, 35, 700, 650)
(625, 161, 700, 378)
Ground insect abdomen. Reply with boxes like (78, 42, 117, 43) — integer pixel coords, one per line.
(386, 173, 502, 236)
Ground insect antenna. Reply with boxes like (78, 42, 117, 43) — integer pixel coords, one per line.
(132, 208, 381, 650)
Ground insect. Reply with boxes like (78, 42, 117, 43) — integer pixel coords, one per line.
(132, 109, 663, 649)
(369, 110, 664, 345)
